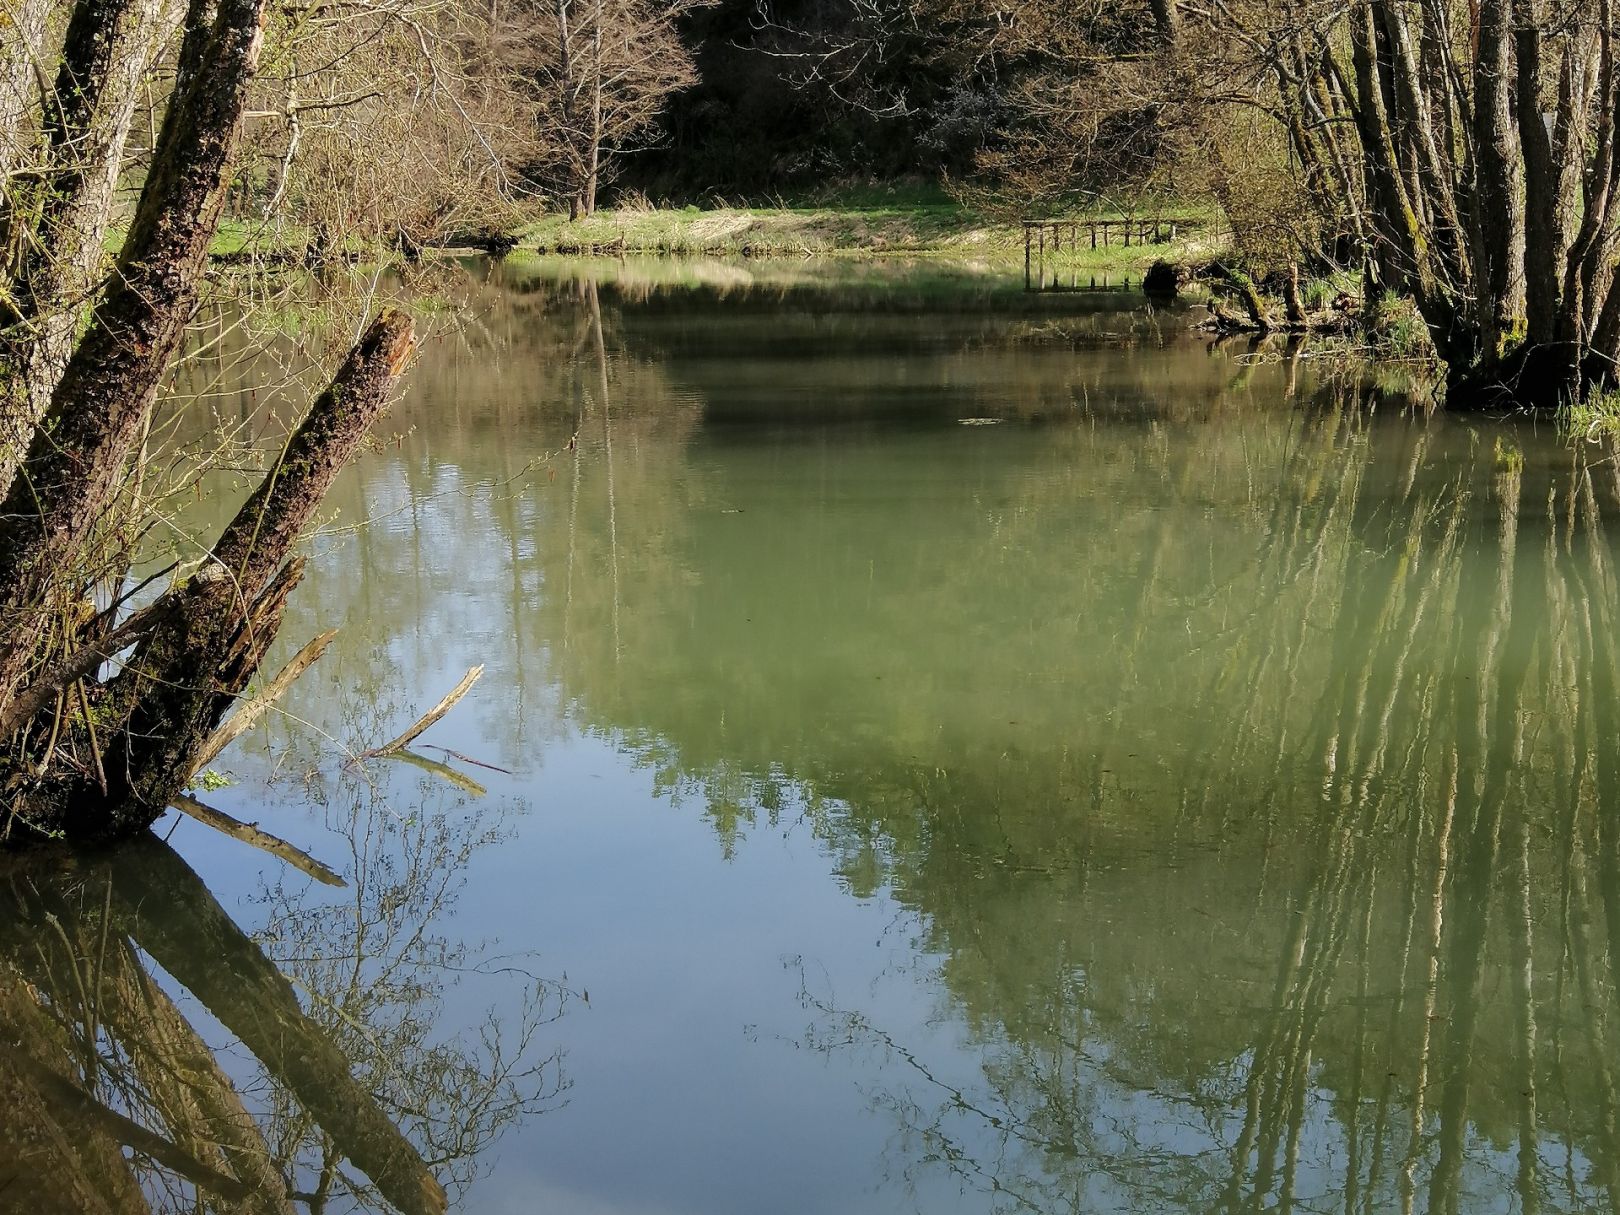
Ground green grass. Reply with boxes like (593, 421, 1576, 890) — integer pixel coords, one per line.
(514, 192, 1228, 269)
(1369, 291, 1433, 360)
(1561, 387, 1620, 440)
(161, 187, 1228, 271)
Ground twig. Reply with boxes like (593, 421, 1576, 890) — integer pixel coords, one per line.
(193, 628, 339, 771)
(377, 748, 488, 797)
(171, 793, 346, 887)
(361, 665, 483, 757)
(419, 744, 511, 773)
(0, 595, 178, 741)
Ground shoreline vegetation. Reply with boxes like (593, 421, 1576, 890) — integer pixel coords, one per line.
(204, 189, 1235, 272)
(517, 198, 1230, 266)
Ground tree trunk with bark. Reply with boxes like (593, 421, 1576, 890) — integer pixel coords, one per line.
(3, 312, 414, 840)
(0, 0, 53, 176)
(0, 0, 185, 497)
(0, 0, 418, 845)
(1182, 0, 1620, 406)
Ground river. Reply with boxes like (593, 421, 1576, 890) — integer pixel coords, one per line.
(6, 256, 1618, 1215)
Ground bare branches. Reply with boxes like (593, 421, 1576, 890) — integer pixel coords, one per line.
(521, 0, 709, 215)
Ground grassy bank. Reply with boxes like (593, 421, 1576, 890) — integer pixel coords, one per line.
(513, 190, 1229, 269)
(198, 188, 1230, 271)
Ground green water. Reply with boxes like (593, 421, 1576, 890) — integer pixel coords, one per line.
(8, 258, 1620, 1214)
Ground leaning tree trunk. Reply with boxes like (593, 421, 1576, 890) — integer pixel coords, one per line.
(0, 0, 270, 711)
(0, 0, 422, 845)
(0, 0, 185, 498)
(2, 311, 416, 841)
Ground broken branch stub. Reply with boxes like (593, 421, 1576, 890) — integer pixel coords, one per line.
(363, 665, 485, 758)
(192, 628, 339, 772)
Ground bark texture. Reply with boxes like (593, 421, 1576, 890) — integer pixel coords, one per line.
(2, 311, 415, 841)
(0, 0, 269, 709)
(0, 0, 185, 497)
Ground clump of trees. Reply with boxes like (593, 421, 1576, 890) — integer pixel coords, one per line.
(1126, 0, 1620, 406)
(642, 0, 1620, 408)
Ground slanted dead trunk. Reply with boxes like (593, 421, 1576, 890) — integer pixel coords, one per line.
(0, 0, 421, 847)
(0, 0, 270, 710)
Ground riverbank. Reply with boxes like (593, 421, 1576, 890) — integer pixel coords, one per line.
(513, 198, 1230, 269)
(201, 190, 1230, 271)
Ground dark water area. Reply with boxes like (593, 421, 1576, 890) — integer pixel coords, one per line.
(8, 257, 1620, 1215)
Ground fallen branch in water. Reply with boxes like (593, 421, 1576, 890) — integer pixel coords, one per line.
(361, 665, 484, 758)
(420, 744, 511, 774)
(192, 629, 340, 773)
(171, 794, 346, 887)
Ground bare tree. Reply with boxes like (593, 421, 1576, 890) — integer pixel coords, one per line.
(522, 0, 708, 216)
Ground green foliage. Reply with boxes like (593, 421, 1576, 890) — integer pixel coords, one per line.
(1302, 271, 1355, 311)
(1561, 386, 1620, 441)
(193, 768, 234, 792)
(1369, 292, 1433, 360)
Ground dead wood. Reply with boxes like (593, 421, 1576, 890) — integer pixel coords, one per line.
(3, 312, 415, 842)
(193, 628, 339, 771)
(362, 664, 485, 758)
(171, 793, 347, 886)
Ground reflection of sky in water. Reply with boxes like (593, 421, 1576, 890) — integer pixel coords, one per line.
(124, 259, 1620, 1213)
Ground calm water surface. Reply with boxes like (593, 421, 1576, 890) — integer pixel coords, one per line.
(10, 258, 1620, 1214)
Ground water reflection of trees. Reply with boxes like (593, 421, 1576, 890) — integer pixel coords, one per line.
(158, 266, 1620, 1210)
(0, 779, 564, 1212)
(532, 374, 1620, 1212)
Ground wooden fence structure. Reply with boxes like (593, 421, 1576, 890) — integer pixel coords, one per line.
(1022, 217, 1202, 260)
